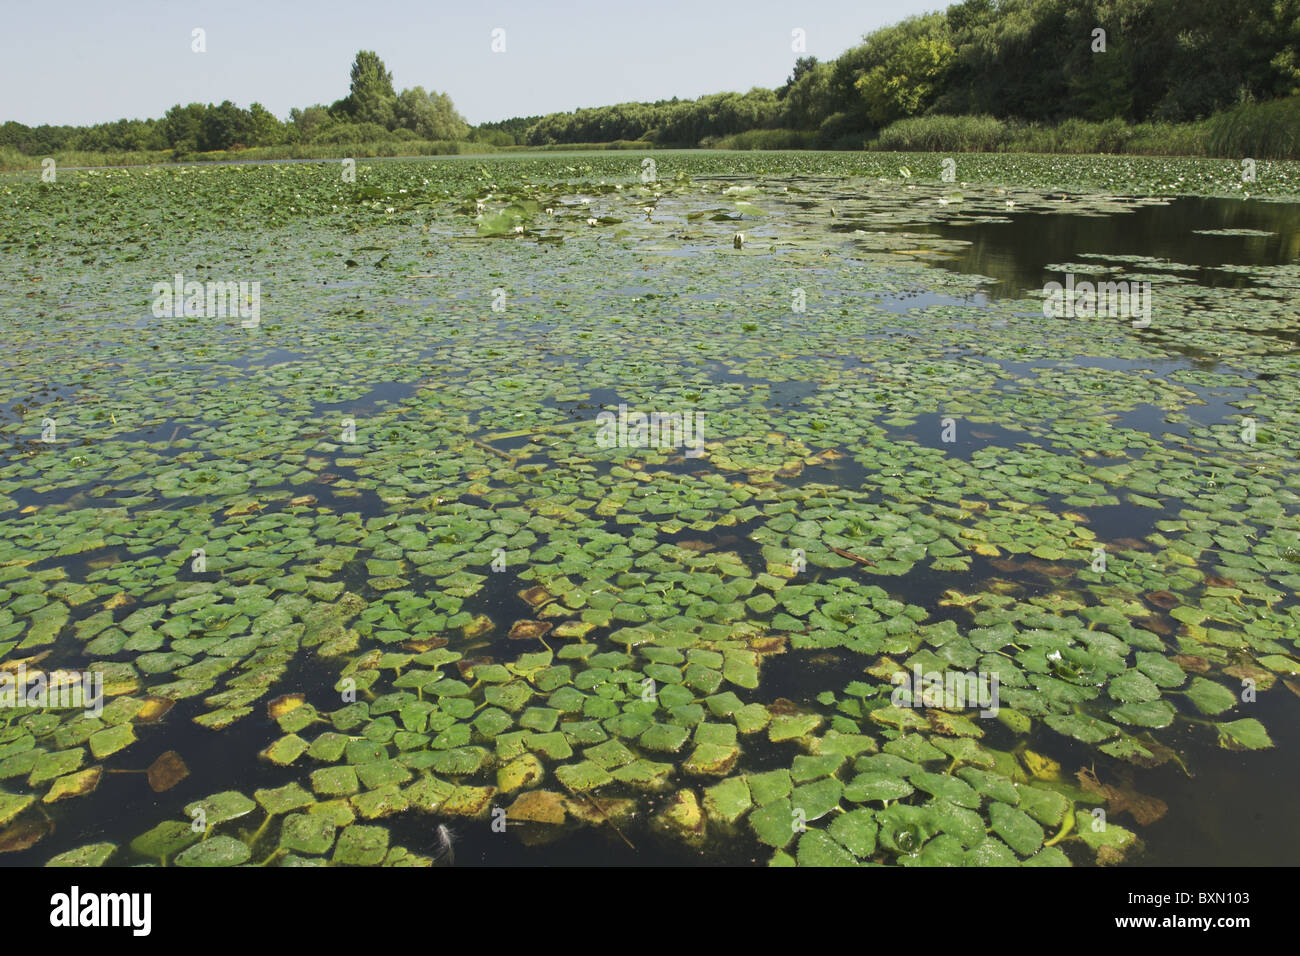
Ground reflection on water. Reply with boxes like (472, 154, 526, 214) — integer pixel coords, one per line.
(883, 196, 1300, 297)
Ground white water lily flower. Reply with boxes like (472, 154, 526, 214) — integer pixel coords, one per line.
(385, 206, 395, 214)
(545, 208, 554, 215)
(586, 217, 598, 226)
(513, 225, 524, 234)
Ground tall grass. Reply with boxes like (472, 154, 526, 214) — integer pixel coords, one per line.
(184, 140, 492, 162)
(0, 147, 172, 170)
(1208, 96, 1300, 160)
(498, 140, 654, 151)
(0, 147, 30, 171)
(872, 115, 1009, 152)
(705, 129, 818, 150)
(1006, 118, 1210, 155)
(868, 114, 1213, 156)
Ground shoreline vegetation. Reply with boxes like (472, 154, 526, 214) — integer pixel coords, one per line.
(5, 0, 1300, 172)
(5, 101, 1300, 173)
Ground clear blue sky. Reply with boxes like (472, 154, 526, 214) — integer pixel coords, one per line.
(1, 0, 943, 126)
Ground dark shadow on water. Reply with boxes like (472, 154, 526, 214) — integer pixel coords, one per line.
(880, 196, 1300, 298)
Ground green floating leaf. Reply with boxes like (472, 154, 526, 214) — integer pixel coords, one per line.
(0, 792, 35, 827)
(1043, 713, 1119, 743)
(1185, 677, 1237, 715)
(279, 813, 338, 855)
(175, 835, 251, 867)
(129, 821, 199, 860)
(46, 842, 117, 867)
(1216, 718, 1273, 751)
(749, 798, 796, 849)
(702, 776, 752, 824)
(332, 824, 390, 865)
(827, 808, 878, 858)
(185, 790, 257, 826)
(796, 830, 857, 866)
(989, 801, 1044, 856)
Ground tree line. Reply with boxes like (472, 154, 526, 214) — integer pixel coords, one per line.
(522, 0, 1300, 147)
(0, 51, 469, 156)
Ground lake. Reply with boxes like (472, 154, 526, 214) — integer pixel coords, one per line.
(1, 152, 1298, 866)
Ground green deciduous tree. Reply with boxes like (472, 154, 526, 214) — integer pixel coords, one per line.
(854, 32, 956, 125)
(342, 50, 398, 128)
(394, 86, 470, 140)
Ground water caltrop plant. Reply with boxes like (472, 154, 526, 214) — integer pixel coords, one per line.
(0, 152, 1298, 868)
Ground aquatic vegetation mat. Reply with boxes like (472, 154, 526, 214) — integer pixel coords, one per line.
(1, 153, 1299, 867)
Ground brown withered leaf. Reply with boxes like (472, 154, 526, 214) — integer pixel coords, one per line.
(1146, 590, 1179, 609)
(147, 751, 189, 793)
(1078, 768, 1167, 825)
(1223, 662, 1275, 691)
(1172, 654, 1211, 674)
(1112, 538, 1150, 552)
(0, 814, 51, 853)
(402, 636, 448, 653)
(750, 636, 786, 655)
(1022, 560, 1074, 579)
(462, 614, 494, 639)
(517, 587, 554, 609)
(508, 620, 552, 641)
(673, 540, 714, 552)
(1145, 616, 1174, 635)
